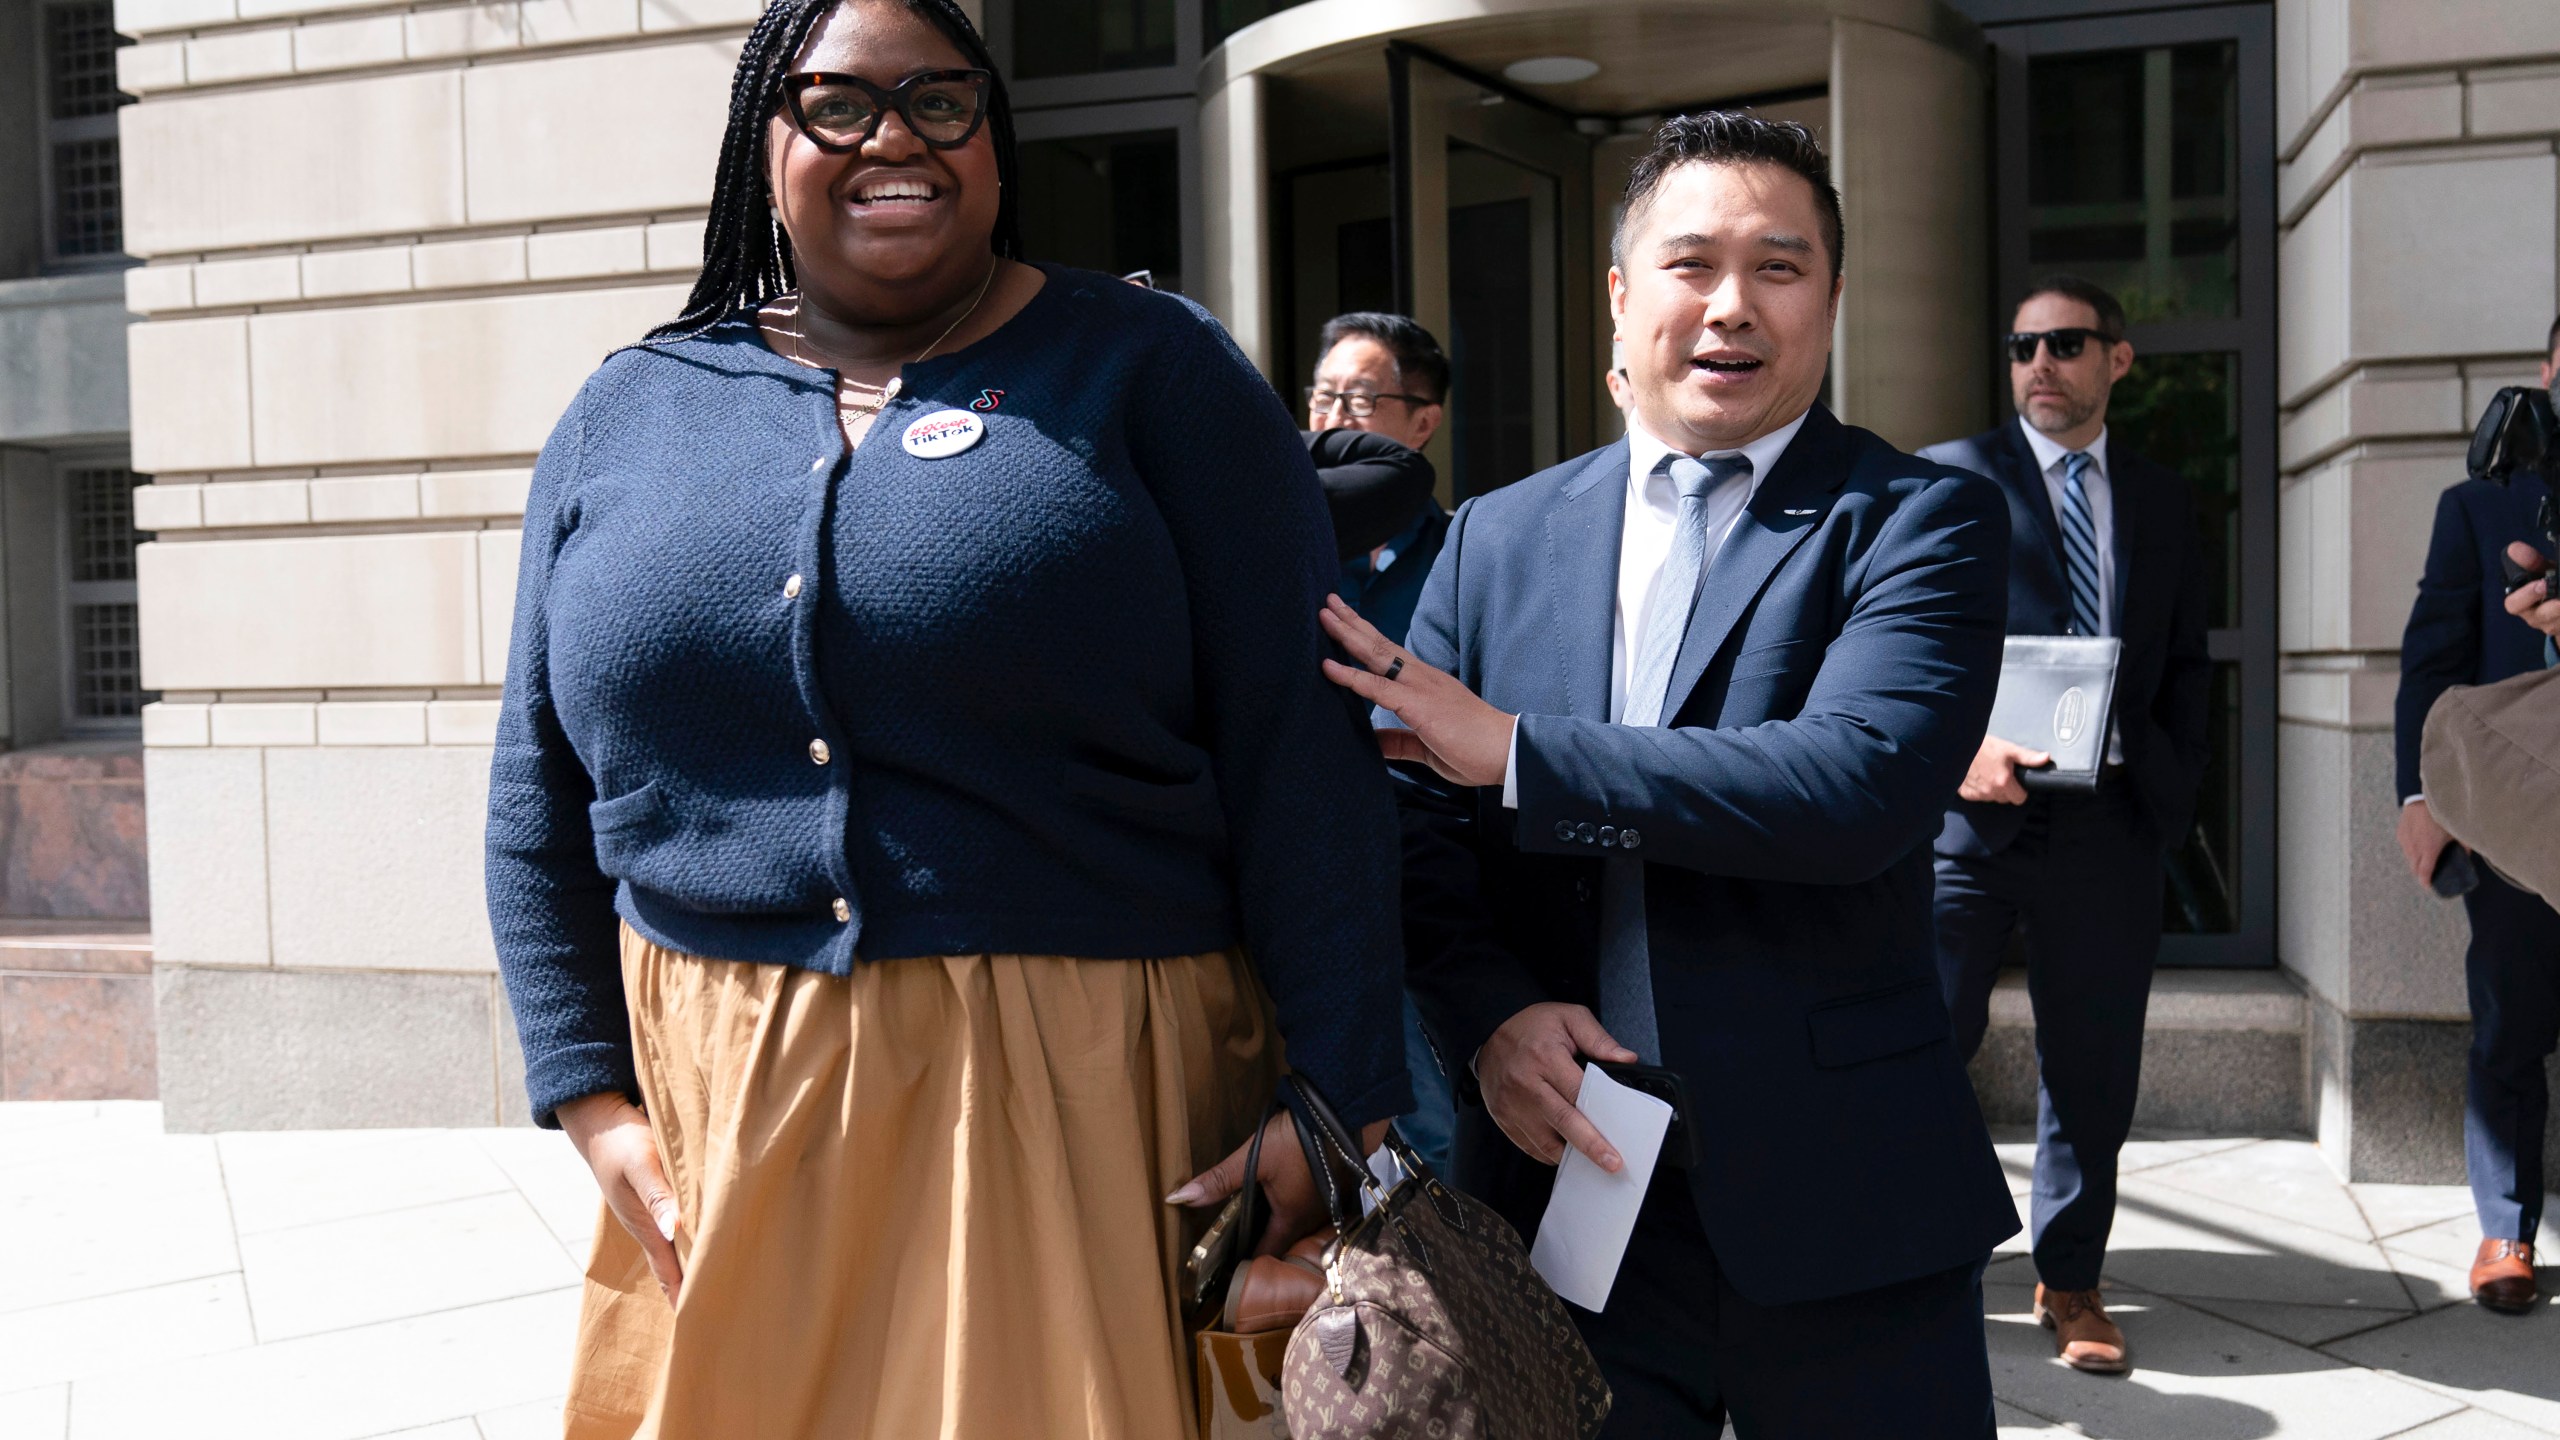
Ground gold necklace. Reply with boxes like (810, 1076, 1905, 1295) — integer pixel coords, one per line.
(773, 261, 1001, 413)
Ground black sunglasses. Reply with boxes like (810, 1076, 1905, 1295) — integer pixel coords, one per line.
(780, 69, 992, 153)
(2004, 327, 2116, 365)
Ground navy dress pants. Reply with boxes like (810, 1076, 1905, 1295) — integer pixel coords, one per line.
(1577, 1168, 1995, 1440)
(2461, 866, 2560, 1241)
(1933, 781, 2161, 1292)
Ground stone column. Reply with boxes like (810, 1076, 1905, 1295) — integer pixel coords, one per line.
(2274, 0, 2560, 1180)
(1827, 15, 1987, 452)
(115, 0, 744, 1129)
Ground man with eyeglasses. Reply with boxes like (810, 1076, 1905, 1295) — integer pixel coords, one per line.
(1919, 276, 2212, 1376)
(1302, 311, 1460, 1173)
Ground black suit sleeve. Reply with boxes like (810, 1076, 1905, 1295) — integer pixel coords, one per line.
(1389, 500, 1553, 1098)
(2396, 488, 2485, 801)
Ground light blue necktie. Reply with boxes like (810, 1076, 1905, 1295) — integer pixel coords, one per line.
(1597, 451, 1754, 1064)
(2058, 451, 2104, 637)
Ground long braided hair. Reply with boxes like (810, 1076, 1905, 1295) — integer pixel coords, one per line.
(647, 0, 1021, 342)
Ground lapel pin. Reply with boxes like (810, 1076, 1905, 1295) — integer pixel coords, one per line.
(902, 408, 985, 460)
(1782, 508, 1819, 517)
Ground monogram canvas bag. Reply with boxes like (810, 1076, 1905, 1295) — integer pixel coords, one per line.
(1271, 1076, 1611, 1440)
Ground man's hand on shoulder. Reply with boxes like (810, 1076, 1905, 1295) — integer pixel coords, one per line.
(1319, 594, 1513, 786)
(2502, 542, 2560, 641)
(1476, 1003, 1636, 1172)
(1957, 735, 2052, 806)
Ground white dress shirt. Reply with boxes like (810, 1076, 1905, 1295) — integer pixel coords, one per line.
(2017, 417, 2125, 764)
(2017, 418, 2114, 639)
(1503, 409, 1811, 805)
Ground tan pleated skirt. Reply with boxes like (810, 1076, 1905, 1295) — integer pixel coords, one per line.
(562, 925, 1279, 1440)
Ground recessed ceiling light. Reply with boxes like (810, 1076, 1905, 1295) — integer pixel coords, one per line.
(1503, 55, 1600, 86)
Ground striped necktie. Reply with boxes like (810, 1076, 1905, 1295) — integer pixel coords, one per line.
(2058, 450, 2104, 637)
(1598, 450, 1754, 1064)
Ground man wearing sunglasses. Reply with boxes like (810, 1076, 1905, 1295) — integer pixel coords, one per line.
(1919, 276, 2212, 1377)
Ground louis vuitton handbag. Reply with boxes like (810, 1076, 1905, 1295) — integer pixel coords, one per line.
(1235, 1073, 1610, 1440)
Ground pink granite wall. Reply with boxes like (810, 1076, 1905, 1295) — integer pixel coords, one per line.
(0, 744, 148, 919)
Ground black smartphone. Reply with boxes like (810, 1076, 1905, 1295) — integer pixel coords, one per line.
(1595, 1061, 1699, 1169)
(2433, 842, 2480, 899)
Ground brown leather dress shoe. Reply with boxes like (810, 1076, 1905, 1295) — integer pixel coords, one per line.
(1219, 1229, 1334, 1333)
(2035, 1284, 2129, 1374)
(2470, 1238, 2540, 1315)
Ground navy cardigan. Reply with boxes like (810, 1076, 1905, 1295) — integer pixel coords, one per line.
(486, 265, 1411, 1129)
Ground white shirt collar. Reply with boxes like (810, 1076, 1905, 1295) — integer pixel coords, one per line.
(1625, 407, 1811, 508)
(2017, 416, 2108, 480)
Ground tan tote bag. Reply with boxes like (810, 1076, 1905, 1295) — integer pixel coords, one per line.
(2422, 664, 2560, 906)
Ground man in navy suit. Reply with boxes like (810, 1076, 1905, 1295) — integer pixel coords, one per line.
(2392, 314, 2560, 1314)
(1321, 112, 2018, 1439)
(1918, 278, 2212, 1375)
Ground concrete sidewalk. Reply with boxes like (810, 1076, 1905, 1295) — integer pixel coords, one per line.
(0, 1101, 2551, 1439)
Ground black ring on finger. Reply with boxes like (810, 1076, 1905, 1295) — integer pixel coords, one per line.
(1383, 656, 1405, 682)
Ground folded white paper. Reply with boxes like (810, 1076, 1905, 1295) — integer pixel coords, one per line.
(1362, 1141, 1410, 1215)
(1528, 1064, 1674, 1312)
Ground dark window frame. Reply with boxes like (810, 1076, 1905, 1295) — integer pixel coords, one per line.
(1990, 3, 2278, 967)
(36, 0, 128, 270)
(1009, 98, 1202, 301)
(54, 452, 148, 736)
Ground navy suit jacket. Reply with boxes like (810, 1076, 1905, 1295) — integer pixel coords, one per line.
(1395, 404, 2022, 1308)
(1919, 423, 2211, 858)
(2395, 479, 2554, 800)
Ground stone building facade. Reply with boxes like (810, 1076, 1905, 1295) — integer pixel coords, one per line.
(80, 0, 2560, 1188)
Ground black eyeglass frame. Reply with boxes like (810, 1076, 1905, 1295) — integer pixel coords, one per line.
(1306, 387, 1437, 418)
(779, 69, 993, 154)
(2003, 327, 2121, 365)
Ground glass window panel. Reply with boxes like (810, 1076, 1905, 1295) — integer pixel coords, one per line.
(1017, 130, 1182, 292)
(2027, 41, 2237, 321)
(65, 465, 140, 583)
(2108, 351, 2240, 630)
(1206, 0, 1314, 50)
(46, 1, 124, 121)
(2163, 662, 2241, 934)
(52, 137, 122, 258)
(71, 603, 142, 720)
(1012, 0, 1174, 80)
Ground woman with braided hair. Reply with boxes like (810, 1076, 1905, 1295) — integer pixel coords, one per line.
(484, 1, 1409, 1433)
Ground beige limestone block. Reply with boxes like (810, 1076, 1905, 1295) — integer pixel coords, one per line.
(644, 219, 703, 272)
(200, 478, 311, 527)
(245, 284, 684, 467)
(123, 264, 194, 316)
(2465, 359, 2547, 421)
(404, 0, 520, 57)
(2280, 364, 2465, 470)
(2353, 0, 2560, 81)
(2285, 443, 2469, 654)
(142, 701, 212, 747)
(2342, 148, 2557, 378)
(2280, 180, 2350, 403)
(190, 255, 301, 308)
(293, 13, 406, 71)
(208, 702, 319, 746)
(128, 317, 253, 474)
(142, 748, 271, 967)
(131, 484, 204, 532)
(121, 70, 467, 256)
(263, 747, 499, 972)
(238, 0, 401, 19)
(639, 0, 758, 29)
(314, 701, 429, 745)
(300, 246, 413, 300)
(526, 226, 648, 281)
(478, 529, 519, 680)
(518, 0, 637, 46)
(419, 468, 532, 518)
(461, 40, 736, 225)
(184, 28, 296, 84)
(308, 473, 422, 522)
(426, 699, 500, 745)
(138, 533, 486, 689)
(2469, 63, 2560, 139)
(116, 40, 187, 94)
(116, 0, 236, 37)
(410, 235, 527, 289)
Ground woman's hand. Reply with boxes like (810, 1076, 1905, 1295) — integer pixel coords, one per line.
(1318, 595, 1515, 787)
(1168, 1109, 1395, 1257)
(557, 1091, 685, 1305)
